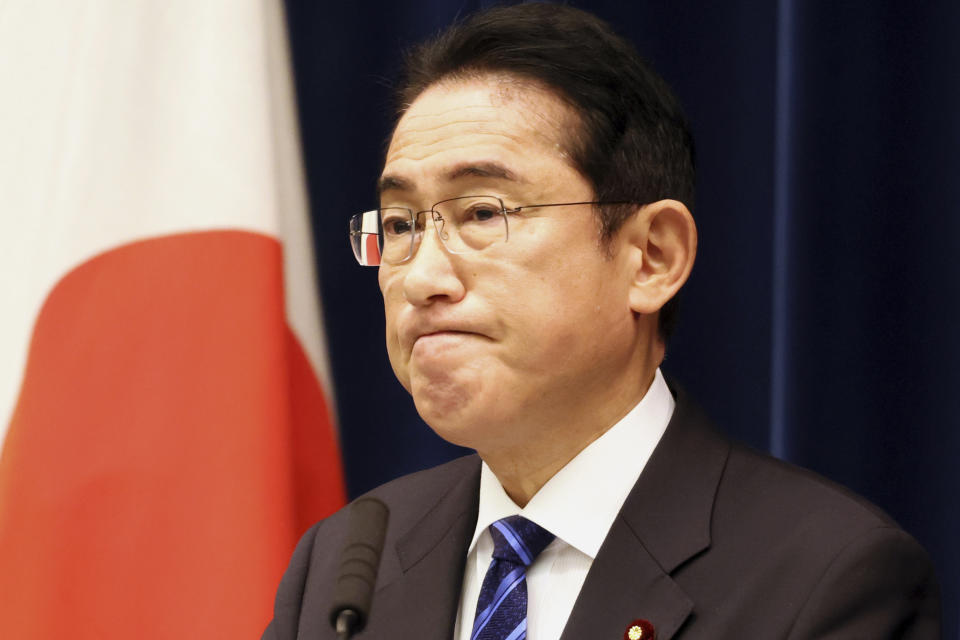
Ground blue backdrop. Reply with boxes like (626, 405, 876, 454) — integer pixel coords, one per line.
(284, 1, 959, 635)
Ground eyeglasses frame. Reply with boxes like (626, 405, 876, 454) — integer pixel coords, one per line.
(349, 195, 636, 266)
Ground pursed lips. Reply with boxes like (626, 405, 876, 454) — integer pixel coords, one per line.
(412, 328, 477, 346)
(400, 321, 487, 353)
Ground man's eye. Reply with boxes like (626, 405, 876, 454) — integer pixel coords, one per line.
(464, 204, 500, 222)
(382, 217, 412, 236)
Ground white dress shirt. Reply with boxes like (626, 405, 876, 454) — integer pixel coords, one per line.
(452, 369, 676, 640)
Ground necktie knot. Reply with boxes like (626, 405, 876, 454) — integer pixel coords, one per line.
(489, 515, 555, 567)
(470, 516, 555, 640)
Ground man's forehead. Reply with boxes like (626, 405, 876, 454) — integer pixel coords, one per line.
(386, 102, 521, 158)
(382, 77, 576, 174)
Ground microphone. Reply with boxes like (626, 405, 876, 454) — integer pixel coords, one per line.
(329, 497, 390, 640)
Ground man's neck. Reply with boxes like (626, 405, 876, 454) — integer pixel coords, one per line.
(480, 365, 661, 507)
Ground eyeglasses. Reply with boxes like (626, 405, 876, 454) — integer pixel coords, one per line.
(348, 195, 631, 266)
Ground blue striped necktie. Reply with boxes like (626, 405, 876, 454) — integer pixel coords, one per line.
(470, 515, 555, 640)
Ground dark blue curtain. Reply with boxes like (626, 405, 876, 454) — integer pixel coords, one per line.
(285, 1, 959, 635)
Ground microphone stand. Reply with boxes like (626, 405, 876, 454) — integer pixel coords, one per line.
(328, 497, 389, 640)
(334, 609, 360, 640)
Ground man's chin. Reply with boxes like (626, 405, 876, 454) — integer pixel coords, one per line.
(410, 384, 487, 449)
(411, 384, 470, 426)
(407, 336, 485, 379)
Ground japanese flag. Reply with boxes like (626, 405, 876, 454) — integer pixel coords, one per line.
(0, 1, 346, 637)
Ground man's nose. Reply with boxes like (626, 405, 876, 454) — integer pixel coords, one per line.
(401, 220, 466, 306)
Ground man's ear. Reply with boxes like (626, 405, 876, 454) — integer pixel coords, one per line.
(621, 199, 697, 315)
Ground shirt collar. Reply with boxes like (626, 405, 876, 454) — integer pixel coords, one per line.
(468, 369, 676, 558)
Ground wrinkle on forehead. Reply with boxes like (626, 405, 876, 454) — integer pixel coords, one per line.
(387, 126, 534, 164)
(386, 75, 579, 168)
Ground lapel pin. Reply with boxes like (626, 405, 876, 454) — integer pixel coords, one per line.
(624, 619, 655, 640)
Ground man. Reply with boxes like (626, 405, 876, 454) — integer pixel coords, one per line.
(265, 4, 940, 639)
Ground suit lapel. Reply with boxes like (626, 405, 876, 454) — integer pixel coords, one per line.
(560, 387, 731, 640)
(369, 457, 481, 640)
(559, 516, 694, 640)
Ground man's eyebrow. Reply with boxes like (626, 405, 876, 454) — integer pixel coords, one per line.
(377, 162, 525, 199)
(445, 161, 525, 183)
(377, 174, 414, 195)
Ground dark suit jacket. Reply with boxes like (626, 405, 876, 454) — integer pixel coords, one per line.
(263, 387, 941, 639)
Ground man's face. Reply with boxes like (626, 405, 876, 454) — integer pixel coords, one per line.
(378, 77, 641, 458)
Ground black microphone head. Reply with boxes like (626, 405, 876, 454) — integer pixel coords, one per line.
(329, 496, 390, 633)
